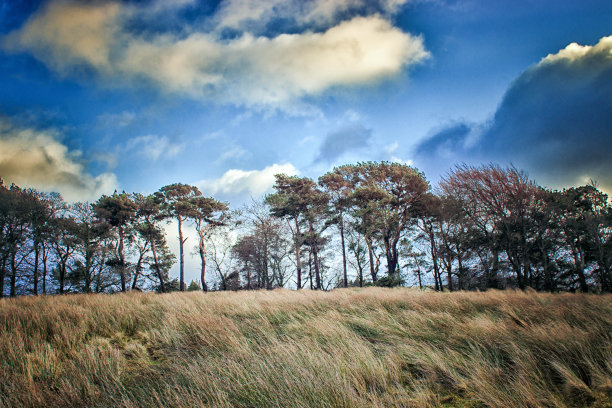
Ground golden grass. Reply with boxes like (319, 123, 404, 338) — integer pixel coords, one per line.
(1, 288, 611, 408)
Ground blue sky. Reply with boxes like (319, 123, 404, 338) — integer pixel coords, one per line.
(1, 0, 611, 204)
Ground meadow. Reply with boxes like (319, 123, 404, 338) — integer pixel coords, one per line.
(1, 288, 611, 408)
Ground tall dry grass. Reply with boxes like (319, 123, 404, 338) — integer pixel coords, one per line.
(1, 288, 611, 408)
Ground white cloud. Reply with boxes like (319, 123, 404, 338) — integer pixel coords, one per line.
(125, 135, 184, 161)
(197, 163, 298, 198)
(390, 156, 413, 165)
(0, 118, 117, 202)
(342, 109, 362, 122)
(118, 15, 429, 107)
(541, 36, 612, 64)
(3, 1, 120, 74)
(215, 0, 411, 31)
(139, 0, 197, 14)
(214, 146, 252, 165)
(97, 110, 136, 128)
(383, 141, 399, 155)
(214, 0, 285, 31)
(3, 1, 428, 110)
(381, 141, 413, 165)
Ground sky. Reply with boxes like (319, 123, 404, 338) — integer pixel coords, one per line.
(1, 0, 611, 206)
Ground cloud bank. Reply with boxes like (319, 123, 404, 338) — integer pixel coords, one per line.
(0, 118, 117, 201)
(415, 35, 612, 191)
(4, 0, 428, 111)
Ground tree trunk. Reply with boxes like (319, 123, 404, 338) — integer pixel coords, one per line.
(246, 262, 251, 290)
(384, 233, 399, 280)
(428, 228, 441, 291)
(597, 238, 612, 292)
(42, 246, 48, 295)
(308, 249, 313, 290)
(59, 255, 67, 295)
(508, 251, 526, 290)
(85, 249, 93, 293)
(390, 237, 400, 280)
(198, 231, 208, 292)
(33, 242, 39, 295)
(263, 236, 270, 290)
(383, 235, 394, 276)
(572, 246, 588, 293)
(489, 249, 500, 289)
(414, 254, 423, 290)
(118, 227, 126, 292)
(355, 245, 364, 288)
(294, 218, 302, 290)
(601, 261, 612, 293)
(366, 237, 377, 282)
(150, 239, 166, 293)
(309, 221, 321, 290)
(178, 216, 185, 291)
(132, 248, 145, 290)
(10, 249, 17, 297)
(313, 246, 321, 290)
(340, 218, 348, 288)
(0, 255, 6, 298)
(457, 252, 464, 290)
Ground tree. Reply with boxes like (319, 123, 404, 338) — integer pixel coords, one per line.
(266, 175, 329, 290)
(188, 196, 229, 292)
(319, 168, 355, 288)
(159, 184, 200, 291)
(135, 193, 172, 292)
(441, 165, 548, 290)
(350, 188, 381, 284)
(149, 245, 176, 293)
(556, 185, 612, 292)
(399, 238, 427, 289)
(51, 214, 79, 294)
(416, 193, 444, 290)
(0, 183, 43, 297)
(22, 189, 53, 295)
(235, 200, 293, 290)
(207, 226, 239, 290)
(415, 193, 473, 291)
(266, 175, 308, 289)
(93, 192, 137, 292)
(351, 162, 429, 280)
(72, 202, 111, 293)
(187, 280, 201, 291)
(346, 225, 368, 287)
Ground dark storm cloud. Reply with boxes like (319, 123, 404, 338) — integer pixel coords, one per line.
(415, 122, 471, 159)
(415, 36, 612, 191)
(315, 123, 372, 163)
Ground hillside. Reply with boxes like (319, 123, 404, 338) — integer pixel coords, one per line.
(1, 288, 611, 408)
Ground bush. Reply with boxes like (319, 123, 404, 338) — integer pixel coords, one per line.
(187, 280, 201, 291)
(375, 274, 404, 287)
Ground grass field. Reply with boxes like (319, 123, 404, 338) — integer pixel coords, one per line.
(1, 288, 611, 408)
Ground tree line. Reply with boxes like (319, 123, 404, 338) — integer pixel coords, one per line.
(1, 162, 611, 297)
